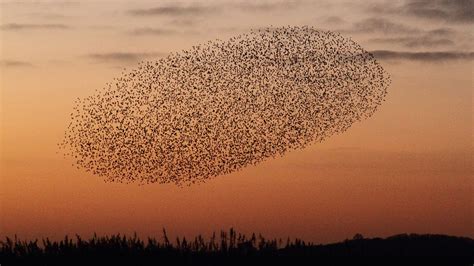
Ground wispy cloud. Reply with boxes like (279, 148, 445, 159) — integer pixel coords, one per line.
(368, 28, 457, 48)
(349, 18, 420, 35)
(370, 37, 454, 48)
(128, 27, 177, 36)
(86, 52, 166, 64)
(27, 12, 70, 19)
(0, 1, 79, 7)
(128, 1, 305, 17)
(323, 16, 346, 25)
(0, 23, 70, 30)
(371, 50, 474, 62)
(167, 18, 203, 27)
(0, 60, 35, 68)
(128, 4, 217, 16)
(234, 0, 301, 12)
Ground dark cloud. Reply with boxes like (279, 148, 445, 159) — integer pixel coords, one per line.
(128, 4, 216, 16)
(0, 23, 69, 30)
(86, 52, 166, 64)
(370, 0, 474, 24)
(350, 18, 420, 34)
(129, 27, 177, 36)
(0, 60, 35, 68)
(404, 0, 473, 23)
(371, 50, 474, 62)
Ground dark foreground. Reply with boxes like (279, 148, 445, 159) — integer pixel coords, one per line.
(1, 229, 472, 265)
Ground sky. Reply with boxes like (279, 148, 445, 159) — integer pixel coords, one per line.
(0, 0, 472, 243)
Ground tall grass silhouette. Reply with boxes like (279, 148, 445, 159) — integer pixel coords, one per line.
(1, 228, 472, 265)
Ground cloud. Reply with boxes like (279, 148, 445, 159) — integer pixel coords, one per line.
(86, 25, 117, 30)
(370, 37, 454, 48)
(369, 0, 474, 24)
(86, 52, 166, 64)
(427, 28, 457, 36)
(404, 0, 473, 23)
(370, 50, 474, 62)
(167, 18, 201, 26)
(0, 60, 35, 68)
(0, 1, 79, 7)
(128, 4, 216, 16)
(368, 28, 457, 48)
(234, 0, 301, 12)
(129, 27, 177, 36)
(0, 23, 69, 30)
(27, 12, 71, 19)
(128, 1, 304, 17)
(350, 18, 420, 35)
(323, 16, 346, 25)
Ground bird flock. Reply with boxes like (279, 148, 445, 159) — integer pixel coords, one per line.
(60, 26, 391, 185)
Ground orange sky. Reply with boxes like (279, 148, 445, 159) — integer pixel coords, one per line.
(0, 0, 472, 243)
